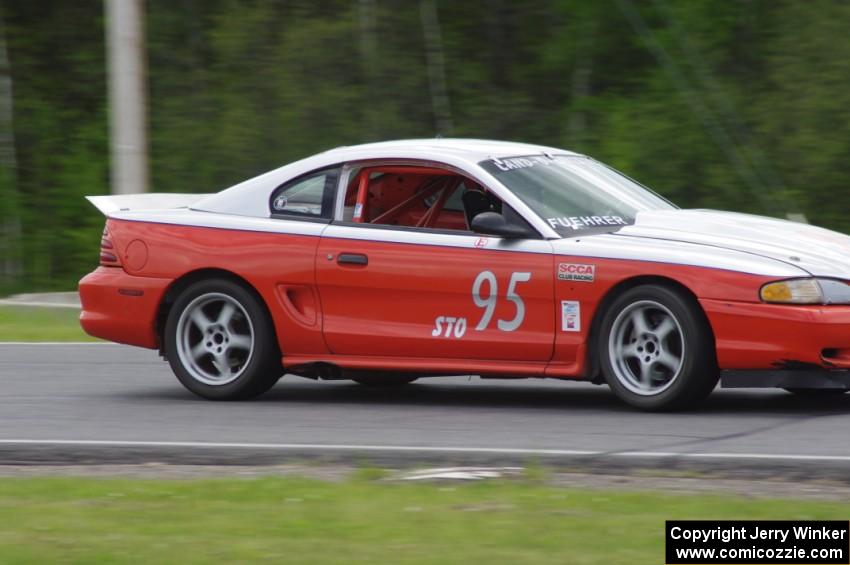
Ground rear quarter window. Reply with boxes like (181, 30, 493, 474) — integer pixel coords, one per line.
(270, 167, 340, 219)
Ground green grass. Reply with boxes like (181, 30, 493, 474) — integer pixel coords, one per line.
(0, 476, 847, 564)
(0, 305, 96, 341)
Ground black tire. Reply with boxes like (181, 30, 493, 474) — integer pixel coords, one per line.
(598, 284, 718, 411)
(351, 373, 419, 387)
(783, 388, 849, 396)
(164, 278, 281, 400)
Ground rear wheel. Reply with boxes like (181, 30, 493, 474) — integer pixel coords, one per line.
(165, 278, 281, 400)
(599, 284, 718, 410)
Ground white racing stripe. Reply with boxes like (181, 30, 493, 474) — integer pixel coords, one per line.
(0, 439, 848, 463)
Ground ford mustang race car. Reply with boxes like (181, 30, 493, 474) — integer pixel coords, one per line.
(80, 139, 850, 409)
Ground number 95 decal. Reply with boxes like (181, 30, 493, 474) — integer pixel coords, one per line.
(432, 271, 531, 338)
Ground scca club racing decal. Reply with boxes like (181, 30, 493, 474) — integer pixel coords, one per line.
(558, 263, 595, 282)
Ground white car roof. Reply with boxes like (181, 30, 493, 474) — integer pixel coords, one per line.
(320, 138, 577, 161)
(192, 138, 579, 218)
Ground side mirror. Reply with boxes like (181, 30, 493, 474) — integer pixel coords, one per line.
(470, 211, 534, 239)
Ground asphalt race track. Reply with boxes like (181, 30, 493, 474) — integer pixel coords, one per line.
(2, 344, 850, 476)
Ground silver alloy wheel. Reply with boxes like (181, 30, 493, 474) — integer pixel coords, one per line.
(608, 299, 684, 396)
(175, 292, 255, 386)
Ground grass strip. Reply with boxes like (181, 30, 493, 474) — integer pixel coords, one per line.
(0, 475, 847, 563)
(0, 305, 95, 342)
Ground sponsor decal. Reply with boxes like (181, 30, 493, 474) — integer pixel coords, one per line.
(491, 155, 555, 172)
(546, 215, 627, 230)
(557, 263, 595, 282)
(273, 195, 288, 211)
(561, 300, 581, 332)
(353, 203, 363, 220)
(473, 237, 489, 248)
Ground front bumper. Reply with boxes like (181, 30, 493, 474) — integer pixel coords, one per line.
(78, 267, 172, 349)
(701, 298, 850, 370)
(721, 370, 850, 389)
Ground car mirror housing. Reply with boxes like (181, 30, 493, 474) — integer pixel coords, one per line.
(470, 211, 534, 239)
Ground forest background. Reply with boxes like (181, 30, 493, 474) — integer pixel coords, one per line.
(1, 1, 846, 292)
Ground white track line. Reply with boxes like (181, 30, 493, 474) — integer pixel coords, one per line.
(0, 439, 848, 463)
(0, 301, 79, 309)
(0, 342, 114, 346)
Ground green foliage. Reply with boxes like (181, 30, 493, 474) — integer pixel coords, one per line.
(2, 0, 850, 290)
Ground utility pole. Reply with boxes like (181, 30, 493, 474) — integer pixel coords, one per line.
(105, 0, 148, 194)
(0, 14, 22, 282)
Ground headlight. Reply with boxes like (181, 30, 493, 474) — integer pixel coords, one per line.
(760, 278, 850, 304)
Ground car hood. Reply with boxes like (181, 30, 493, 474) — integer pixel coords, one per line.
(612, 209, 850, 278)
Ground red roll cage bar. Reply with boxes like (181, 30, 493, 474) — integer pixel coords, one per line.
(351, 166, 464, 227)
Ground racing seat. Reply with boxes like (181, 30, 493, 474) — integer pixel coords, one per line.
(462, 190, 496, 227)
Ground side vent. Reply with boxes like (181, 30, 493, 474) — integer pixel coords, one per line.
(99, 225, 122, 267)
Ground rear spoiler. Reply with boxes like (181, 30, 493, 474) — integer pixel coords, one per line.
(86, 193, 211, 216)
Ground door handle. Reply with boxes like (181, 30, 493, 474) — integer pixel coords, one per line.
(337, 253, 368, 266)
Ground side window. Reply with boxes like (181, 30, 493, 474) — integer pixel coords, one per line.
(270, 167, 339, 219)
(341, 165, 483, 231)
(424, 182, 473, 212)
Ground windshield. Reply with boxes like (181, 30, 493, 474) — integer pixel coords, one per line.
(480, 155, 675, 236)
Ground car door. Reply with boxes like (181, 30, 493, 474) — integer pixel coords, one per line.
(315, 164, 555, 362)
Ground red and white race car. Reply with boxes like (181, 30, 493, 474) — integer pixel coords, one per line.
(80, 139, 850, 409)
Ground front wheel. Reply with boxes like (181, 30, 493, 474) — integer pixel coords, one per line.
(599, 284, 718, 410)
(164, 278, 281, 400)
